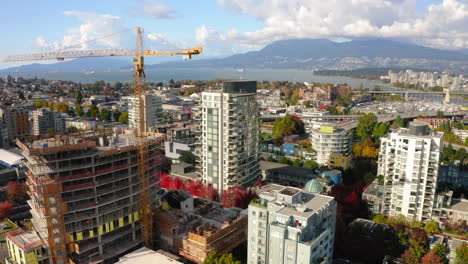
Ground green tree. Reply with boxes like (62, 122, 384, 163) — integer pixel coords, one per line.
(454, 148, 467, 162)
(430, 243, 447, 263)
(372, 122, 389, 138)
(179, 151, 196, 165)
(356, 113, 377, 139)
(436, 110, 444, 118)
(100, 109, 111, 121)
(87, 104, 100, 118)
(119, 112, 129, 124)
(74, 89, 83, 105)
(203, 251, 219, 264)
(302, 160, 318, 170)
(218, 253, 241, 264)
(272, 115, 305, 140)
(453, 122, 463, 129)
(279, 157, 292, 165)
(454, 242, 468, 264)
(292, 159, 302, 167)
(423, 220, 440, 235)
(392, 115, 406, 129)
(75, 105, 84, 117)
(18, 91, 25, 100)
(372, 213, 386, 224)
(113, 109, 122, 122)
(33, 99, 44, 108)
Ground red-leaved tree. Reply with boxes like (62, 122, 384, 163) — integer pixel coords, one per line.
(6, 182, 28, 204)
(402, 249, 421, 264)
(0, 200, 14, 219)
(421, 251, 443, 264)
(221, 186, 258, 209)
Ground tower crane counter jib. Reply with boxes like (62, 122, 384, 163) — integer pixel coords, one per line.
(4, 26, 201, 253)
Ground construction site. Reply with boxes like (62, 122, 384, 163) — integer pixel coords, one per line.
(155, 190, 248, 263)
(13, 130, 163, 263)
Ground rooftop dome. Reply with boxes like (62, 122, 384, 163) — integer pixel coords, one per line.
(303, 179, 323, 194)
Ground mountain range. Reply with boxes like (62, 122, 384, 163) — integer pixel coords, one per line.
(2, 39, 467, 73)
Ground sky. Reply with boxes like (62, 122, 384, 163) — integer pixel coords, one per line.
(1, 0, 467, 68)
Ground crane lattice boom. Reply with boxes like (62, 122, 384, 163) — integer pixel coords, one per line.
(4, 47, 202, 62)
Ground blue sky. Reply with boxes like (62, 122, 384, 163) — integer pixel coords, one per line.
(1, 0, 466, 69)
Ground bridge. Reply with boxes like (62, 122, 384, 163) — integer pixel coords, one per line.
(260, 111, 467, 131)
(369, 89, 468, 103)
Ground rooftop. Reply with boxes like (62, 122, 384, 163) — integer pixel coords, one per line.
(7, 229, 45, 251)
(448, 199, 468, 213)
(257, 184, 335, 218)
(117, 247, 183, 264)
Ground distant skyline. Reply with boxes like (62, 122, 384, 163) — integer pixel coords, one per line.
(1, 0, 467, 69)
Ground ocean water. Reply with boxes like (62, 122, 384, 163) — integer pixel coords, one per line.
(12, 68, 394, 90)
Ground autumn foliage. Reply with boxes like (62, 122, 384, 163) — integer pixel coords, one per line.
(352, 138, 379, 158)
(158, 173, 258, 209)
(6, 182, 29, 204)
(0, 200, 14, 219)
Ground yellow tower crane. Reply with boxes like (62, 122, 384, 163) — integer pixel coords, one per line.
(4, 26, 202, 252)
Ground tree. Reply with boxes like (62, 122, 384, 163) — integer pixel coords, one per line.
(421, 251, 443, 264)
(221, 186, 258, 209)
(113, 109, 122, 122)
(218, 253, 241, 264)
(118, 112, 129, 124)
(430, 243, 447, 263)
(272, 115, 304, 140)
(75, 105, 84, 117)
(278, 157, 291, 165)
(100, 109, 111, 122)
(453, 122, 463, 129)
(179, 151, 196, 165)
(0, 200, 14, 220)
(372, 122, 389, 138)
(203, 251, 219, 264)
(302, 160, 318, 170)
(454, 242, 468, 264)
(454, 148, 467, 162)
(292, 159, 302, 167)
(6, 182, 28, 204)
(372, 213, 386, 224)
(423, 220, 440, 235)
(33, 99, 44, 108)
(409, 228, 428, 259)
(436, 110, 444, 118)
(352, 138, 379, 158)
(18, 91, 25, 100)
(392, 115, 406, 129)
(402, 249, 421, 264)
(356, 113, 377, 139)
(87, 104, 100, 118)
(74, 89, 83, 105)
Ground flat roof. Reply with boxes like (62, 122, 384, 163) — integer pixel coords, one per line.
(448, 199, 468, 213)
(259, 161, 288, 171)
(117, 247, 183, 264)
(7, 230, 45, 251)
(0, 149, 23, 167)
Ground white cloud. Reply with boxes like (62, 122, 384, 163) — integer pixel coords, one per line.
(34, 11, 130, 51)
(216, 0, 468, 49)
(128, 0, 179, 19)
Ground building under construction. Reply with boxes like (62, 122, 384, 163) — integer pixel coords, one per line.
(14, 131, 162, 264)
(155, 190, 247, 263)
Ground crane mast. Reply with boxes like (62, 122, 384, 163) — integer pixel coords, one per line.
(4, 26, 201, 261)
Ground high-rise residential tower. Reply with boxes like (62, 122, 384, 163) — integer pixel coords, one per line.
(311, 125, 351, 166)
(31, 108, 66, 136)
(198, 80, 260, 192)
(248, 184, 337, 264)
(378, 122, 443, 222)
(126, 92, 162, 131)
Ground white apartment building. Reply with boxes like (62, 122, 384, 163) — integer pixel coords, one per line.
(126, 92, 162, 131)
(199, 80, 260, 192)
(248, 184, 336, 264)
(378, 122, 443, 222)
(311, 126, 350, 165)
